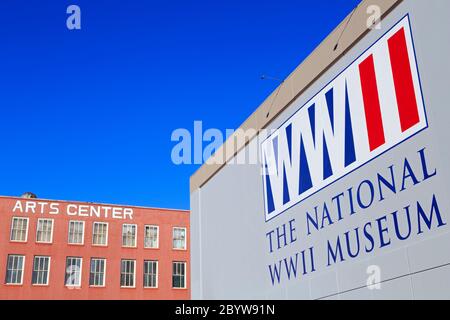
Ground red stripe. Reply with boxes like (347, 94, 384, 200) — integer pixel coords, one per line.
(388, 27, 420, 132)
(359, 54, 385, 151)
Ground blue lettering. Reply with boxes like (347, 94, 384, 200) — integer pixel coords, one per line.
(417, 194, 446, 234)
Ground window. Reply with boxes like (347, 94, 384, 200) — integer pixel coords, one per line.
(122, 224, 137, 247)
(173, 227, 187, 250)
(89, 258, 106, 287)
(172, 262, 186, 289)
(120, 259, 136, 288)
(65, 257, 82, 287)
(144, 225, 159, 248)
(92, 222, 108, 246)
(144, 261, 158, 288)
(10, 217, 29, 242)
(68, 221, 85, 245)
(36, 219, 54, 243)
(5, 255, 25, 285)
(32, 256, 50, 285)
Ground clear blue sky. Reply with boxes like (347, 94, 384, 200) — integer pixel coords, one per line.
(0, 0, 360, 210)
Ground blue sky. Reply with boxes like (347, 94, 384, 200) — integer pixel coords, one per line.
(0, 0, 360, 209)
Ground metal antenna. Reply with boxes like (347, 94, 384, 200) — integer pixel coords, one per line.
(261, 74, 283, 82)
(333, 5, 359, 51)
(261, 75, 285, 118)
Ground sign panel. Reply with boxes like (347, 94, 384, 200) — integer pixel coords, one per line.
(191, 1, 450, 299)
(261, 15, 426, 222)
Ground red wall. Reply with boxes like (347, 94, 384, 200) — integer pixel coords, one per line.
(0, 196, 190, 300)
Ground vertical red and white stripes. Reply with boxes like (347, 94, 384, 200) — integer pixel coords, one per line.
(359, 27, 421, 152)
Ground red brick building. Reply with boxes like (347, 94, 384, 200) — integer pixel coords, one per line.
(0, 195, 190, 300)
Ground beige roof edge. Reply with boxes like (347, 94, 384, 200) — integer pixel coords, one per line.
(190, 0, 403, 193)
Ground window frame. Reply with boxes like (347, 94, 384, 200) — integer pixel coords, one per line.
(122, 224, 138, 248)
(172, 227, 187, 250)
(68, 220, 85, 245)
(36, 218, 54, 244)
(89, 258, 106, 287)
(144, 225, 159, 249)
(5, 255, 25, 285)
(32, 256, 51, 286)
(64, 257, 83, 288)
(120, 259, 136, 288)
(10, 217, 29, 243)
(92, 222, 109, 247)
(172, 261, 187, 289)
(143, 260, 158, 289)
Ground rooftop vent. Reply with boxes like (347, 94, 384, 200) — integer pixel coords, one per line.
(21, 192, 37, 199)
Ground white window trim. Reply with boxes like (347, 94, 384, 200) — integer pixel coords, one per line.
(89, 258, 107, 288)
(5, 255, 25, 285)
(68, 220, 85, 245)
(32, 256, 51, 286)
(172, 261, 187, 289)
(144, 225, 159, 249)
(10, 217, 29, 243)
(143, 260, 159, 289)
(172, 227, 187, 250)
(92, 222, 109, 247)
(65, 257, 83, 288)
(120, 259, 136, 288)
(122, 224, 138, 248)
(36, 218, 54, 244)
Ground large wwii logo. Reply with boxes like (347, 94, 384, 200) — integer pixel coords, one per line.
(261, 16, 427, 222)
